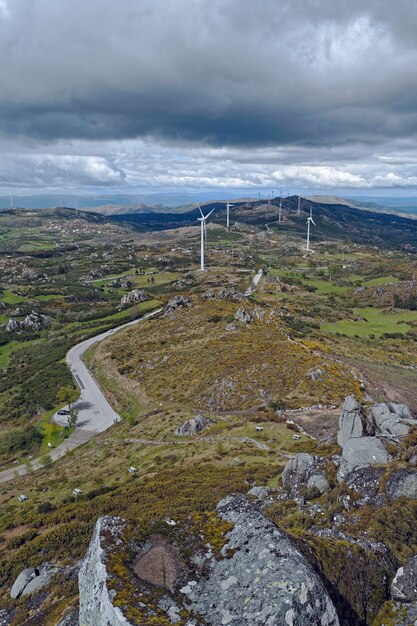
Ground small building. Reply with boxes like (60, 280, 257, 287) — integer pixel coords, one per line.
(255, 426, 264, 432)
(128, 466, 138, 474)
(72, 488, 83, 496)
(18, 495, 28, 502)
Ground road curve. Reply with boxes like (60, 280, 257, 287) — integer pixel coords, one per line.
(0, 308, 163, 485)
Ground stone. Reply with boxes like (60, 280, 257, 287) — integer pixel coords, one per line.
(281, 453, 316, 490)
(55, 608, 79, 626)
(337, 396, 367, 448)
(180, 495, 339, 626)
(386, 469, 417, 500)
(344, 466, 386, 506)
(10, 567, 36, 599)
(234, 308, 252, 324)
(79, 517, 133, 626)
(10, 563, 57, 599)
(119, 289, 149, 308)
(174, 415, 212, 437)
(164, 296, 192, 316)
(0, 610, 12, 626)
(391, 555, 417, 602)
(247, 486, 270, 499)
(370, 402, 416, 440)
(134, 535, 188, 593)
(6, 312, 51, 333)
(338, 437, 391, 481)
(307, 473, 330, 495)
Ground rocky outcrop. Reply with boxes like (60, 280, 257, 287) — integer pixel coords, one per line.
(181, 495, 339, 626)
(174, 414, 212, 436)
(163, 295, 192, 316)
(373, 554, 417, 625)
(282, 453, 331, 498)
(338, 437, 391, 481)
(336, 396, 417, 481)
(6, 312, 51, 333)
(203, 287, 243, 301)
(391, 555, 417, 602)
(78, 517, 132, 626)
(79, 497, 340, 625)
(385, 469, 417, 500)
(119, 289, 149, 308)
(10, 563, 57, 599)
(337, 396, 368, 448)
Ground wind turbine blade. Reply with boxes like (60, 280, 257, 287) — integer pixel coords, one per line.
(205, 208, 215, 219)
(197, 202, 204, 218)
(311, 219, 316, 227)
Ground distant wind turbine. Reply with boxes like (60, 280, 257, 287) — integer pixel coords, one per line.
(278, 189, 283, 223)
(297, 196, 301, 215)
(9, 195, 13, 210)
(306, 206, 316, 251)
(197, 204, 214, 271)
(226, 201, 231, 229)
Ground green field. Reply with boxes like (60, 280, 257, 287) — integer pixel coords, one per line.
(362, 275, 400, 287)
(0, 339, 38, 368)
(0, 289, 26, 305)
(322, 307, 417, 337)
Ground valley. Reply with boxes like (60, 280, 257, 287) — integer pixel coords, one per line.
(0, 198, 417, 625)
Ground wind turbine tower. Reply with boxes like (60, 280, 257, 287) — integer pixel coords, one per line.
(297, 196, 301, 215)
(197, 204, 214, 271)
(306, 206, 316, 251)
(9, 196, 13, 210)
(226, 201, 231, 229)
(278, 189, 283, 223)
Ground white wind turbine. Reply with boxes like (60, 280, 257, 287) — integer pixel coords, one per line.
(297, 196, 301, 215)
(197, 204, 214, 271)
(278, 189, 283, 222)
(9, 195, 13, 209)
(306, 206, 316, 251)
(226, 201, 231, 229)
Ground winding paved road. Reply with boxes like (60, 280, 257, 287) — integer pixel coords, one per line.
(0, 308, 162, 485)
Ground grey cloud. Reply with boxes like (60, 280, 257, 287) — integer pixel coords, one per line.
(1, 0, 417, 149)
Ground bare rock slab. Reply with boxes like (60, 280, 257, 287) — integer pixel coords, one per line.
(180, 495, 339, 626)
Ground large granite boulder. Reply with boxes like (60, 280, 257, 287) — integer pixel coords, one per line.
(10, 563, 57, 599)
(385, 469, 417, 500)
(391, 555, 417, 602)
(344, 466, 386, 506)
(174, 414, 212, 437)
(181, 495, 339, 626)
(370, 402, 416, 439)
(163, 296, 192, 316)
(79, 498, 340, 625)
(282, 453, 330, 497)
(79, 517, 132, 626)
(337, 396, 368, 448)
(119, 289, 149, 308)
(338, 437, 391, 481)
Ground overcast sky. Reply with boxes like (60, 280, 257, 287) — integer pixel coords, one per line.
(2, 0, 417, 199)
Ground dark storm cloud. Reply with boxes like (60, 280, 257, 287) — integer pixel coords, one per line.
(1, 0, 417, 148)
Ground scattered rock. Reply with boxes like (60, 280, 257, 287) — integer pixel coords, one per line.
(282, 453, 331, 497)
(386, 469, 417, 500)
(10, 563, 57, 599)
(174, 415, 212, 437)
(370, 402, 415, 439)
(203, 287, 243, 301)
(391, 555, 417, 602)
(225, 323, 236, 332)
(6, 311, 51, 333)
(164, 296, 192, 316)
(234, 308, 252, 324)
(308, 367, 325, 381)
(55, 608, 79, 626)
(247, 486, 270, 499)
(119, 289, 150, 308)
(338, 437, 391, 481)
(344, 466, 386, 506)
